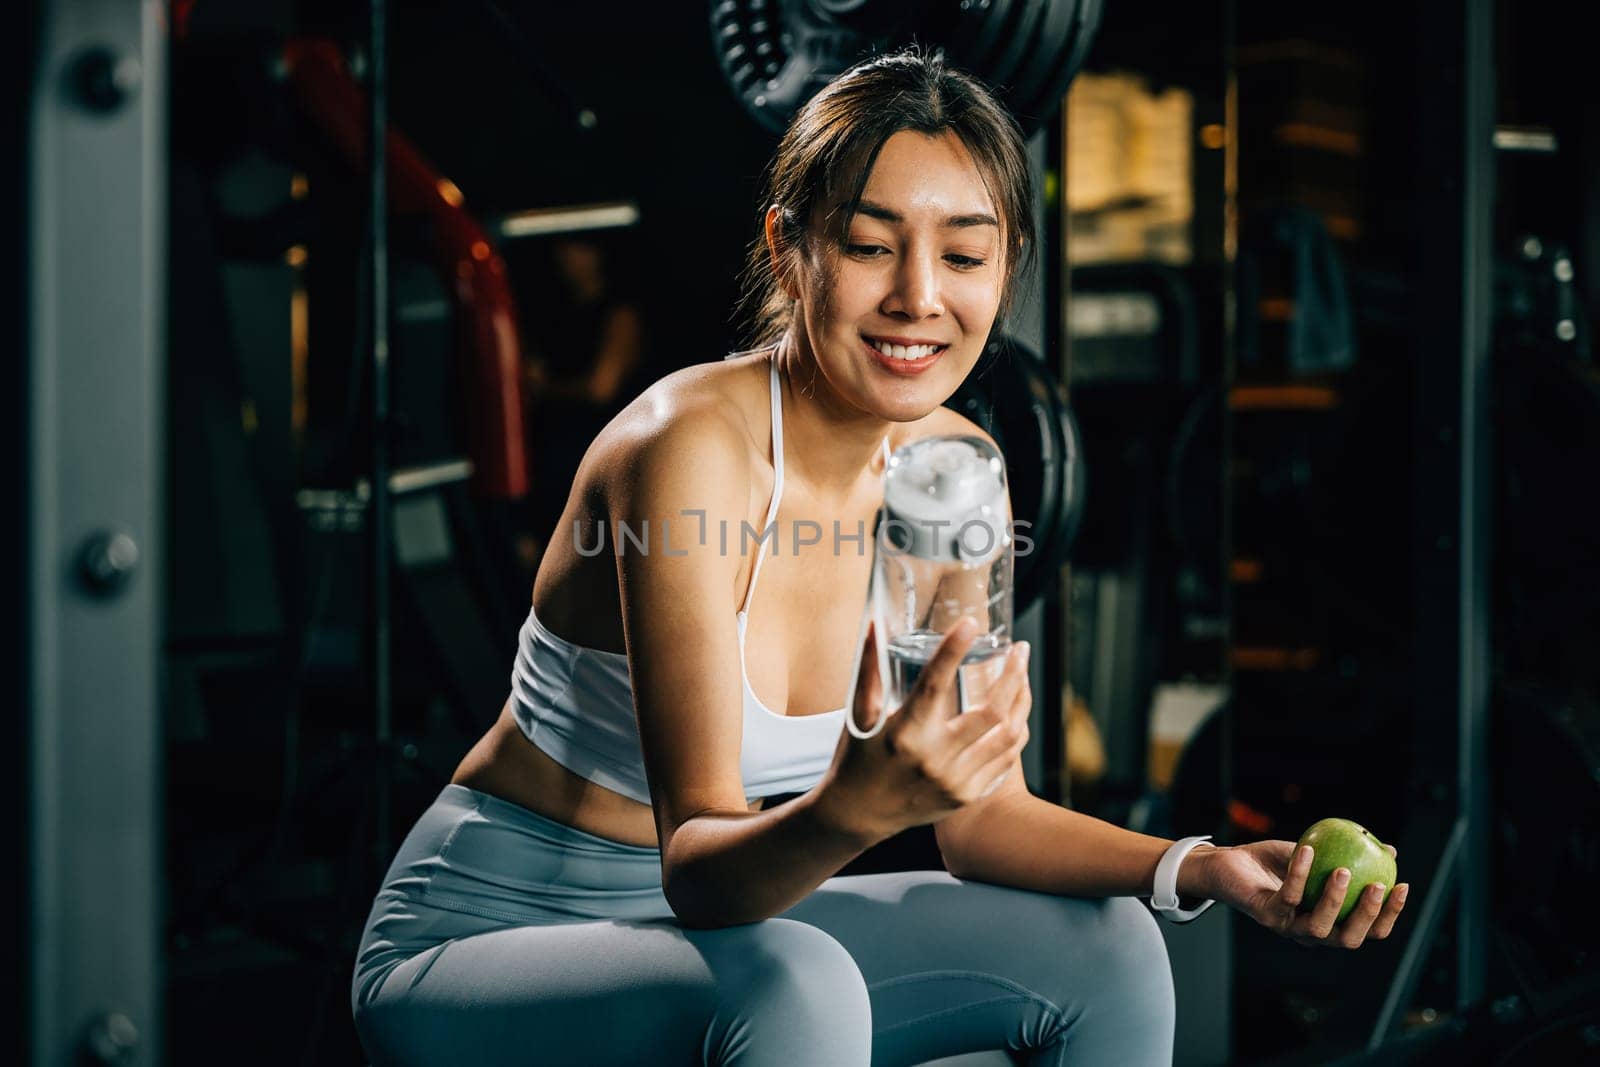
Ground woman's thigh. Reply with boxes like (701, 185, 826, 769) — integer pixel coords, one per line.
(779, 871, 1176, 1067)
(354, 912, 873, 1067)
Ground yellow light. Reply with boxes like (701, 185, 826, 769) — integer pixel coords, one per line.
(436, 178, 465, 208)
(1199, 124, 1226, 150)
(285, 244, 308, 267)
(290, 286, 309, 435)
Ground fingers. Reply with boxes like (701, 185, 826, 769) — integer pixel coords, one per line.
(852, 622, 884, 730)
(894, 634, 1030, 802)
(963, 718, 1030, 797)
(1368, 883, 1409, 940)
(940, 646, 1030, 780)
(1333, 881, 1388, 948)
(970, 641, 1030, 720)
(970, 743, 1026, 799)
(948, 697, 1028, 782)
(1278, 845, 1315, 910)
(1261, 840, 1298, 875)
(1268, 844, 1410, 950)
(946, 700, 1004, 747)
(1005, 645, 1032, 728)
(943, 643, 1029, 749)
(1296, 867, 1351, 941)
(906, 618, 980, 721)
(1384, 843, 1398, 858)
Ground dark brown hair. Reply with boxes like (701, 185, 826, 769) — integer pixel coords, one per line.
(737, 45, 1036, 349)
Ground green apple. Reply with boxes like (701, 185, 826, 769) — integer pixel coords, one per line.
(1296, 818, 1398, 923)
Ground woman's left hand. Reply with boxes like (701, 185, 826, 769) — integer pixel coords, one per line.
(1190, 840, 1410, 949)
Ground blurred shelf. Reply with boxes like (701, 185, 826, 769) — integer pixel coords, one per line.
(1229, 384, 1341, 410)
(1231, 646, 1323, 671)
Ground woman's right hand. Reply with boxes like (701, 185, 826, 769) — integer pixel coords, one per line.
(816, 618, 1032, 844)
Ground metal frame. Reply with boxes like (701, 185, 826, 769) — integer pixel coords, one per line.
(367, 0, 397, 885)
(25, 1, 166, 1063)
(1369, 0, 1494, 1049)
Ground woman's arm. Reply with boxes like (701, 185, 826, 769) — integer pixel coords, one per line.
(935, 775, 1207, 898)
(659, 791, 884, 928)
(614, 412, 886, 929)
(937, 765, 1411, 949)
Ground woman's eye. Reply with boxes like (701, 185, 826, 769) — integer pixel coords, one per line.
(844, 245, 986, 269)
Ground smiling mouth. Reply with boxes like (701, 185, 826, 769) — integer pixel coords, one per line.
(862, 336, 950, 361)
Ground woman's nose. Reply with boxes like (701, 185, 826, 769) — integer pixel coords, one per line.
(882, 251, 945, 320)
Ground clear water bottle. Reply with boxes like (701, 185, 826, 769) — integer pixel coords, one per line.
(854, 435, 1013, 737)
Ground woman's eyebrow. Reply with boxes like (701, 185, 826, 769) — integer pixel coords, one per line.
(852, 198, 999, 229)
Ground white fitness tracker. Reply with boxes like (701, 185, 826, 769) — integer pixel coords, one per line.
(1150, 835, 1218, 924)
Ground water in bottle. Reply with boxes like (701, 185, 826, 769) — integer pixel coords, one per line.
(886, 628, 1010, 714)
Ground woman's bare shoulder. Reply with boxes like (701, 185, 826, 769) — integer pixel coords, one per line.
(585, 354, 770, 504)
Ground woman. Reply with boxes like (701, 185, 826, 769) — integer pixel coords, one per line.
(352, 49, 1409, 1066)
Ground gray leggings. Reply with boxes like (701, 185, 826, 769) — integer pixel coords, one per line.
(352, 785, 1175, 1066)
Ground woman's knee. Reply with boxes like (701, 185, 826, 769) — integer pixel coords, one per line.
(695, 918, 872, 1064)
(1090, 897, 1176, 1024)
(1004, 892, 1174, 1024)
(708, 917, 870, 1011)
(1011, 895, 1174, 1063)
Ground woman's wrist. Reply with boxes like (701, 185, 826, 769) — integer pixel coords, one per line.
(1175, 841, 1219, 899)
(806, 777, 894, 851)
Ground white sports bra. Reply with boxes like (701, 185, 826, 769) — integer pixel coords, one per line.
(509, 357, 888, 803)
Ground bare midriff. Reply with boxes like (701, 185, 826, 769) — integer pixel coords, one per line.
(448, 477, 767, 850)
(450, 699, 764, 849)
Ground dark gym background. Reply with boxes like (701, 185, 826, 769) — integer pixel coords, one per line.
(12, 1, 1600, 1065)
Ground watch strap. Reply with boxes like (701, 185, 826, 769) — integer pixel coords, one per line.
(1150, 835, 1217, 924)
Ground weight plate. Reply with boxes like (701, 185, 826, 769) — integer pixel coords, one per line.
(710, 0, 1102, 137)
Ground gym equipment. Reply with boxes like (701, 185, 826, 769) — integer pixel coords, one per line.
(710, 0, 1103, 137)
(1495, 235, 1589, 361)
(283, 39, 529, 501)
(21, 3, 166, 1063)
(1064, 263, 1213, 813)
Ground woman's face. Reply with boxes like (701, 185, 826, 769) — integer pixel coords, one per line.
(792, 128, 1006, 421)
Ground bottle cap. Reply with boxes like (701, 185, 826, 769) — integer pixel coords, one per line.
(881, 435, 1008, 563)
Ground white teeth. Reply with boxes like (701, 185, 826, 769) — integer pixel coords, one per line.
(869, 339, 942, 360)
